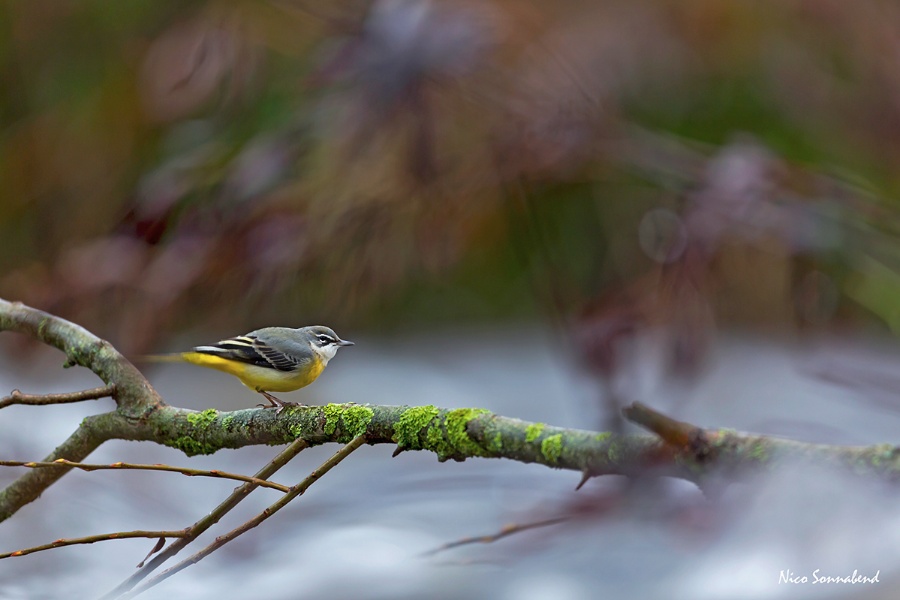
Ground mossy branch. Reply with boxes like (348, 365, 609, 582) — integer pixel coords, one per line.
(121, 402, 900, 484)
(0, 299, 164, 522)
(0, 300, 162, 414)
(12, 400, 898, 505)
(2, 298, 900, 527)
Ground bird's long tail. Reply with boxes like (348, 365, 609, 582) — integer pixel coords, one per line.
(136, 352, 246, 378)
(135, 353, 188, 363)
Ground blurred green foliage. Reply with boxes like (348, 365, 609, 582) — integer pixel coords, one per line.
(3, 0, 900, 357)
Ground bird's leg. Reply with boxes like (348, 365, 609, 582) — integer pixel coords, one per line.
(256, 391, 302, 415)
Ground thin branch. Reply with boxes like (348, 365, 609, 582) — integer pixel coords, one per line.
(0, 422, 105, 523)
(125, 435, 368, 599)
(0, 385, 116, 409)
(422, 517, 568, 557)
(621, 401, 702, 448)
(0, 459, 290, 493)
(101, 435, 312, 599)
(621, 402, 715, 465)
(0, 530, 187, 559)
(136, 538, 166, 569)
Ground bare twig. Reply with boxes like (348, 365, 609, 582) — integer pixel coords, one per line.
(0, 530, 187, 560)
(102, 435, 312, 599)
(0, 459, 290, 493)
(622, 401, 702, 448)
(422, 517, 568, 557)
(125, 435, 368, 599)
(136, 538, 166, 568)
(0, 385, 116, 409)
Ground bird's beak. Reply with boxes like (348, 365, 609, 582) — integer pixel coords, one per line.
(337, 339, 355, 347)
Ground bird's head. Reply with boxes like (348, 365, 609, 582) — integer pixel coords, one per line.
(304, 326, 354, 363)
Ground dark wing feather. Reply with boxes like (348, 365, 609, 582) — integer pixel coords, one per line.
(192, 335, 301, 372)
(253, 339, 303, 371)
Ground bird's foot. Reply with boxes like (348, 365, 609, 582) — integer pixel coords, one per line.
(257, 391, 305, 415)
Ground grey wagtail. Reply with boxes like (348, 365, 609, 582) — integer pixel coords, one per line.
(143, 326, 354, 412)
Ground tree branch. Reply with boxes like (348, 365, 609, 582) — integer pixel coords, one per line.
(34, 400, 900, 494)
(124, 435, 368, 598)
(0, 299, 165, 522)
(0, 530, 187, 560)
(3, 298, 900, 545)
(102, 435, 312, 599)
(0, 300, 162, 414)
(422, 517, 568, 557)
(0, 459, 290, 493)
(0, 423, 106, 523)
(0, 385, 116, 409)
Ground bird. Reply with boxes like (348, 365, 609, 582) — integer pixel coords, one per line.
(141, 326, 354, 413)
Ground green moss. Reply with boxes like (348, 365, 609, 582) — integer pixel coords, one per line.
(394, 405, 440, 449)
(314, 403, 375, 440)
(186, 409, 219, 430)
(166, 436, 215, 456)
(342, 404, 374, 439)
(488, 431, 503, 453)
(37, 317, 50, 340)
(607, 441, 620, 464)
(425, 422, 445, 450)
(867, 443, 896, 469)
(525, 422, 545, 443)
(323, 404, 344, 436)
(594, 432, 612, 443)
(399, 407, 492, 461)
(712, 429, 736, 445)
(443, 408, 491, 460)
(749, 441, 768, 462)
(221, 414, 235, 430)
(541, 434, 563, 464)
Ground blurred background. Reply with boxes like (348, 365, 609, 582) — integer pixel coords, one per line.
(4, 1, 900, 598)
(7, 0, 900, 356)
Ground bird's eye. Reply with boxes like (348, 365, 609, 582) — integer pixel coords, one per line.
(316, 334, 335, 345)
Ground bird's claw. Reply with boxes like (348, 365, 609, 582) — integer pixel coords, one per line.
(273, 400, 301, 415)
(257, 392, 304, 416)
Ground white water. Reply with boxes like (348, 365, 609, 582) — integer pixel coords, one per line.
(1, 326, 898, 599)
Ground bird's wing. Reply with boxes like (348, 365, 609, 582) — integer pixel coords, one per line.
(192, 335, 303, 372)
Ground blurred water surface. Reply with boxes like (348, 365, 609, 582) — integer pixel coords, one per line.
(1, 326, 899, 599)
